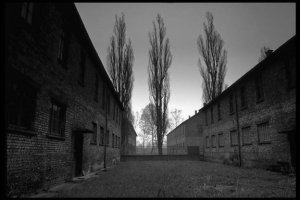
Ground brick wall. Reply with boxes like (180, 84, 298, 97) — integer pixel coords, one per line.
(6, 3, 122, 196)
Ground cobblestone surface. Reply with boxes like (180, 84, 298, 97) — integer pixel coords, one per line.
(48, 161, 295, 198)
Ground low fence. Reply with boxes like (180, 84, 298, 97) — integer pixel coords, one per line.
(133, 146, 168, 155)
(121, 154, 203, 161)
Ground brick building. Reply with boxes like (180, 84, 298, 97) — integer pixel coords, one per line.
(121, 118, 137, 155)
(167, 112, 202, 155)
(168, 35, 296, 170)
(5, 3, 125, 196)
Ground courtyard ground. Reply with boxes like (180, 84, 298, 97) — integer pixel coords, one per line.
(33, 160, 296, 198)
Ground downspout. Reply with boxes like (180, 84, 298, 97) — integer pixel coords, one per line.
(234, 89, 242, 167)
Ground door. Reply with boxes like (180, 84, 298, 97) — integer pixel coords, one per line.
(74, 133, 83, 177)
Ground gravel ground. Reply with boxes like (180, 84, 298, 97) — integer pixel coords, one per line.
(55, 160, 296, 198)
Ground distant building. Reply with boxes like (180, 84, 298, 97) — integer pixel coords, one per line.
(121, 118, 137, 155)
(168, 35, 296, 171)
(5, 3, 124, 196)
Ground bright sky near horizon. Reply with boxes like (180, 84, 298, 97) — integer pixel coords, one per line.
(75, 3, 295, 134)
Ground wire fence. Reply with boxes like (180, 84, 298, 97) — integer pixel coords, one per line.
(134, 146, 168, 155)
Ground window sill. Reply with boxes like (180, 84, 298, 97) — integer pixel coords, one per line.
(46, 134, 65, 141)
(7, 125, 37, 136)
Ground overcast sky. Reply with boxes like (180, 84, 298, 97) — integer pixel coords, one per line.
(75, 3, 295, 130)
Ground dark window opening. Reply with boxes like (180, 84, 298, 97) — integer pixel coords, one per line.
(21, 2, 34, 24)
(100, 127, 104, 145)
(49, 100, 66, 137)
(91, 122, 97, 145)
(230, 130, 238, 146)
(7, 72, 37, 131)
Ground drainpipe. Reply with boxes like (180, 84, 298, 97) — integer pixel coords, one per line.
(102, 84, 107, 171)
(234, 90, 242, 167)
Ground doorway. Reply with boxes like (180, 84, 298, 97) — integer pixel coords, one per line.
(74, 133, 83, 177)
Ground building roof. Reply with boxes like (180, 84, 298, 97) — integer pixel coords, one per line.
(58, 3, 124, 110)
(167, 35, 296, 137)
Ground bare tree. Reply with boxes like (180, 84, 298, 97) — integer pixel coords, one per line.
(170, 108, 184, 129)
(148, 14, 172, 155)
(258, 46, 272, 62)
(197, 12, 227, 103)
(107, 13, 134, 121)
(139, 103, 156, 151)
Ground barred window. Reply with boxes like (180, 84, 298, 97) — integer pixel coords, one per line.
(211, 135, 216, 147)
(242, 126, 251, 145)
(21, 2, 34, 24)
(206, 136, 210, 148)
(91, 122, 97, 145)
(257, 122, 271, 144)
(230, 130, 238, 146)
(100, 126, 104, 145)
(49, 100, 66, 137)
(218, 133, 224, 147)
(7, 71, 37, 131)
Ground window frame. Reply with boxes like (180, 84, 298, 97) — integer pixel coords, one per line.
(241, 126, 252, 146)
(48, 99, 66, 139)
(218, 132, 224, 147)
(257, 121, 271, 144)
(230, 130, 238, 147)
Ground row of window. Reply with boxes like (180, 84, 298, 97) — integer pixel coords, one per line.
(18, 3, 122, 126)
(91, 123, 120, 148)
(205, 76, 264, 126)
(205, 121, 271, 148)
(204, 57, 295, 127)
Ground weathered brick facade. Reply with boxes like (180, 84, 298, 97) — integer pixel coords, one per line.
(5, 3, 123, 196)
(167, 36, 296, 171)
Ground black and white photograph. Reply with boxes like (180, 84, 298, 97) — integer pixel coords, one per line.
(4, 2, 296, 198)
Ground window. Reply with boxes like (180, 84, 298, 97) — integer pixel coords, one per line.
(257, 122, 271, 144)
(94, 74, 99, 102)
(57, 30, 65, 62)
(285, 57, 296, 90)
(117, 137, 120, 148)
(205, 111, 208, 126)
(112, 133, 114, 148)
(230, 130, 238, 146)
(115, 135, 118, 148)
(211, 107, 214, 124)
(7, 71, 37, 131)
(218, 133, 224, 147)
(240, 86, 247, 109)
(211, 135, 216, 147)
(21, 2, 34, 24)
(229, 93, 234, 114)
(242, 126, 251, 145)
(49, 100, 66, 137)
(78, 49, 85, 86)
(206, 136, 210, 148)
(100, 127, 104, 145)
(255, 76, 264, 103)
(217, 102, 221, 120)
(91, 122, 97, 145)
(106, 130, 109, 145)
